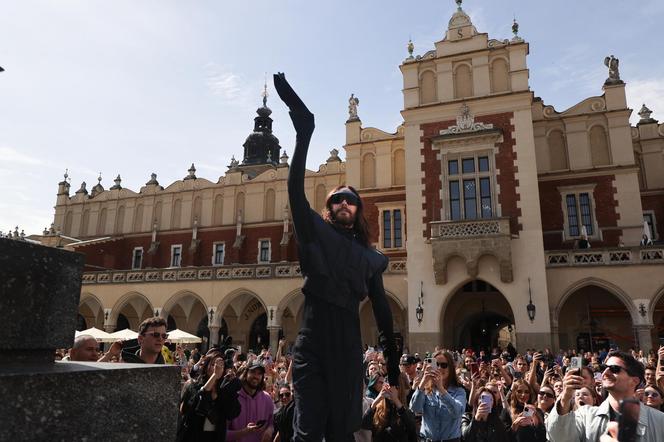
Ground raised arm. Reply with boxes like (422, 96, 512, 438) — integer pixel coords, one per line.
(367, 269, 399, 386)
(274, 72, 315, 243)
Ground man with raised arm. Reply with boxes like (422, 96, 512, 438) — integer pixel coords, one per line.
(273, 73, 399, 442)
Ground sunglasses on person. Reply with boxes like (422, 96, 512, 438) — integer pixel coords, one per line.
(279, 392, 292, 398)
(538, 391, 555, 399)
(328, 191, 360, 207)
(143, 332, 169, 339)
(605, 365, 627, 375)
(645, 391, 660, 398)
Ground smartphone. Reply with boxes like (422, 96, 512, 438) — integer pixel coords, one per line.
(480, 393, 493, 409)
(255, 419, 266, 428)
(523, 407, 534, 418)
(594, 372, 603, 382)
(424, 357, 438, 370)
(570, 357, 583, 371)
(513, 371, 523, 380)
(618, 398, 640, 442)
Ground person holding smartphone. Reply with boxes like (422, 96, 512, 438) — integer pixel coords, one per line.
(500, 379, 546, 442)
(547, 350, 664, 441)
(461, 386, 509, 442)
(361, 373, 417, 441)
(409, 350, 466, 441)
(227, 362, 274, 442)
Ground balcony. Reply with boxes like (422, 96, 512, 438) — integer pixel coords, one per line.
(545, 247, 664, 267)
(429, 218, 513, 284)
(81, 260, 408, 285)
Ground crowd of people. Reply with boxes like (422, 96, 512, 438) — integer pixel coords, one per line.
(60, 316, 664, 441)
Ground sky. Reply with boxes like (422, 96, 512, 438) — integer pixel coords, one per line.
(1, 0, 662, 236)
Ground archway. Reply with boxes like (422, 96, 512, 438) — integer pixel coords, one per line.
(441, 280, 515, 352)
(557, 284, 634, 351)
(651, 287, 664, 347)
(112, 293, 153, 331)
(219, 290, 268, 352)
(79, 294, 104, 330)
(359, 294, 407, 353)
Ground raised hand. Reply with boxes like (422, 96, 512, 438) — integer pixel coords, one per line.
(273, 72, 314, 137)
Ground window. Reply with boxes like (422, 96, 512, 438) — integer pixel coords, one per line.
(258, 239, 271, 263)
(171, 245, 182, 267)
(212, 242, 225, 266)
(381, 209, 403, 249)
(559, 185, 598, 240)
(446, 155, 493, 220)
(132, 247, 143, 270)
(644, 212, 658, 240)
(379, 205, 406, 250)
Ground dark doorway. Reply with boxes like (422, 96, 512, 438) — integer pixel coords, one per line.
(117, 313, 130, 331)
(249, 313, 269, 352)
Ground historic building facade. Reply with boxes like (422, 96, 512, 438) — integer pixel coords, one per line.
(43, 4, 664, 354)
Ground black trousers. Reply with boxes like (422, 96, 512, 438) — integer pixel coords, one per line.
(290, 297, 363, 442)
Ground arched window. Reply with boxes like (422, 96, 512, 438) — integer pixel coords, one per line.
(153, 201, 163, 229)
(420, 70, 437, 104)
(589, 125, 610, 166)
(81, 209, 90, 237)
(264, 189, 276, 221)
(392, 149, 405, 186)
(192, 196, 202, 226)
(235, 192, 245, 221)
(213, 194, 224, 225)
(171, 199, 182, 229)
(490, 58, 509, 93)
(454, 64, 473, 99)
(132, 204, 143, 232)
(114, 206, 125, 234)
(63, 211, 73, 236)
(96, 208, 107, 235)
(547, 130, 569, 170)
(314, 184, 327, 213)
(361, 153, 376, 188)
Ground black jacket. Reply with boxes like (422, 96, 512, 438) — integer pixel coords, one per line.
(361, 403, 417, 442)
(461, 411, 510, 442)
(177, 376, 242, 442)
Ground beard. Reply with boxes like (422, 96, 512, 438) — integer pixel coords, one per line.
(332, 207, 355, 226)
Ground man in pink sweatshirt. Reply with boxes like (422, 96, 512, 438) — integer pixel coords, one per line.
(227, 362, 274, 442)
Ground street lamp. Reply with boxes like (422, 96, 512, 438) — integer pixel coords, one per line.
(526, 278, 536, 323)
(416, 281, 424, 325)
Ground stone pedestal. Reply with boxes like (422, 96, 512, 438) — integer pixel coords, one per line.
(268, 326, 280, 353)
(0, 238, 181, 441)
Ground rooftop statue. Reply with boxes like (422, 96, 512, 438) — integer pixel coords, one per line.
(604, 55, 622, 85)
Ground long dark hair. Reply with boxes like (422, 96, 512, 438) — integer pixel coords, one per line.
(323, 185, 370, 247)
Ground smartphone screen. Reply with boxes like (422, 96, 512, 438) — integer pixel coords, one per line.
(570, 357, 582, 370)
(618, 399, 640, 442)
(480, 393, 493, 409)
(255, 419, 266, 428)
(470, 362, 478, 376)
(523, 407, 534, 418)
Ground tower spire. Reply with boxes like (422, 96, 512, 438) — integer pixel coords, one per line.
(262, 72, 268, 108)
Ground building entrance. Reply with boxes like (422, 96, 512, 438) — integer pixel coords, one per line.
(442, 280, 515, 352)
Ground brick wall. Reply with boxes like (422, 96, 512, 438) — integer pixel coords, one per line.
(538, 175, 620, 249)
(419, 112, 521, 237)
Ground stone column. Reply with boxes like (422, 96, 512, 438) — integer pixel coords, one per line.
(208, 325, 220, 347)
(268, 326, 280, 353)
(634, 325, 654, 354)
(550, 325, 560, 352)
(103, 324, 116, 333)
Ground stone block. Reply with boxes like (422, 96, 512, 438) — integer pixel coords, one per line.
(0, 361, 180, 441)
(0, 239, 84, 356)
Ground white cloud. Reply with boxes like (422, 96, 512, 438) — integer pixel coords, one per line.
(0, 146, 44, 166)
(625, 78, 664, 124)
(206, 66, 243, 100)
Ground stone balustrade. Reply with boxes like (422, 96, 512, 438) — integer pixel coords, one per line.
(545, 247, 664, 267)
(430, 217, 510, 239)
(82, 260, 407, 284)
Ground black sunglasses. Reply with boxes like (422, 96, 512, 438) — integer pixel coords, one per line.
(329, 191, 360, 207)
(143, 332, 168, 340)
(279, 392, 291, 398)
(605, 365, 626, 375)
(437, 362, 449, 369)
(538, 391, 555, 399)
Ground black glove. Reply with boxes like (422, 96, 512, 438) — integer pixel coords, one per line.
(273, 72, 314, 138)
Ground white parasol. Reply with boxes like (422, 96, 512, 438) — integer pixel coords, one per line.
(166, 329, 202, 344)
(75, 327, 112, 341)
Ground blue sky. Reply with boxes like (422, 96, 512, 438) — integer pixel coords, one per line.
(1, 0, 662, 236)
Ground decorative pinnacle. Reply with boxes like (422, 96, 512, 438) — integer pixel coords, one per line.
(64, 168, 69, 180)
(638, 104, 653, 122)
(512, 17, 519, 37)
(407, 38, 414, 56)
(261, 73, 268, 108)
(456, 0, 462, 10)
(97, 172, 102, 184)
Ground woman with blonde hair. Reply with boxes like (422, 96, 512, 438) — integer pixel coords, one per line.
(500, 379, 546, 442)
(361, 372, 417, 441)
